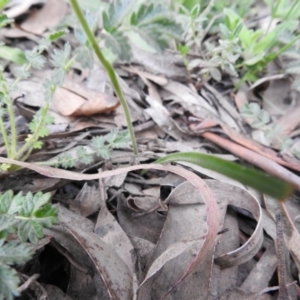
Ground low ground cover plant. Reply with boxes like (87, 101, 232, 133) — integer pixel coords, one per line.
(0, 0, 299, 298)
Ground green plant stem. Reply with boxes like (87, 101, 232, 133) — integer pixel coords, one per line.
(283, 0, 298, 21)
(265, 0, 282, 35)
(0, 71, 15, 158)
(6, 96, 17, 158)
(69, 0, 138, 156)
(15, 103, 50, 161)
(0, 115, 10, 157)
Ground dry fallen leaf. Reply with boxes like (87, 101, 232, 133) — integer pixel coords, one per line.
(17, 0, 67, 35)
(54, 85, 120, 117)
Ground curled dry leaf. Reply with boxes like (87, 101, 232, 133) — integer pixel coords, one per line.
(210, 180, 263, 269)
(138, 180, 263, 299)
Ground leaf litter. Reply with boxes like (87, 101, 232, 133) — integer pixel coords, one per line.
(1, 1, 300, 299)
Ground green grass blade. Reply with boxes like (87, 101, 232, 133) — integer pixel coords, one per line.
(154, 152, 294, 200)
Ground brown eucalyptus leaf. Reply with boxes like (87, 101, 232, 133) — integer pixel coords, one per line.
(53, 87, 119, 117)
(118, 194, 165, 244)
(44, 284, 73, 300)
(209, 180, 263, 269)
(144, 95, 183, 140)
(240, 244, 277, 294)
(29, 0, 67, 33)
(65, 224, 134, 300)
(209, 214, 240, 299)
(95, 179, 139, 294)
(138, 181, 215, 299)
(69, 183, 100, 217)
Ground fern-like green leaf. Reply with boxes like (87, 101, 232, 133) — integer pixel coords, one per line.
(76, 146, 94, 165)
(18, 220, 43, 244)
(0, 215, 17, 239)
(0, 265, 20, 300)
(109, 130, 130, 148)
(32, 141, 44, 149)
(91, 136, 111, 159)
(29, 109, 54, 138)
(16, 191, 57, 243)
(101, 31, 131, 61)
(102, 0, 134, 32)
(19, 192, 52, 217)
(0, 240, 33, 265)
(74, 45, 94, 69)
(25, 50, 46, 69)
(0, 191, 23, 215)
(34, 203, 58, 227)
(50, 42, 71, 68)
(57, 153, 76, 168)
(130, 4, 183, 51)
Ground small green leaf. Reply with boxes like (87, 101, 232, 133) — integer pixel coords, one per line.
(51, 42, 71, 68)
(48, 29, 68, 42)
(103, 0, 134, 32)
(0, 265, 20, 300)
(25, 50, 46, 69)
(0, 191, 23, 215)
(91, 136, 111, 159)
(0, 240, 33, 265)
(101, 31, 131, 61)
(76, 146, 93, 165)
(34, 204, 58, 226)
(110, 130, 130, 148)
(233, 22, 243, 38)
(154, 152, 294, 200)
(74, 45, 94, 68)
(178, 44, 189, 56)
(0, 46, 26, 65)
(219, 23, 230, 39)
(18, 220, 43, 244)
(0, 0, 9, 10)
(180, 0, 200, 12)
(0, 13, 12, 28)
(0, 215, 17, 239)
(32, 141, 43, 149)
(57, 153, 76, 168)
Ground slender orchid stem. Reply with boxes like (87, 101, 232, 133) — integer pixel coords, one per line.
(69, 0, 138, 155)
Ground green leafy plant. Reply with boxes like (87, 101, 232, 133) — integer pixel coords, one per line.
(241, 103, 295, 153)
(222, 5, 300, 88)
(73, 0, 183, 63)
(70, 0, 139, 155)
(177, 0, 216, 50)
(70, 0, 296, 200)
(54, 129, 130, 168)
(0, 190, 58, 300)
(175, 0, 300, 84)
(0, 30, 75, 171)
(282, 37, 300, 93)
